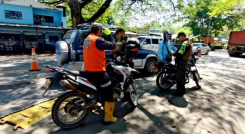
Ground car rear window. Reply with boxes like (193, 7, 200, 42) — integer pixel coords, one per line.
(202, 44, 207, 47)
(63, 30, 76, 42)
(193, 44, 200, 47)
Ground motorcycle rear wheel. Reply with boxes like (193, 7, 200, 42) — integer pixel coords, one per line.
(156, 71, 173, 91)
(52, 91, 89, 129)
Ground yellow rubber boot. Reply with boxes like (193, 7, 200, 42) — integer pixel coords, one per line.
(104, 101, 117, 123)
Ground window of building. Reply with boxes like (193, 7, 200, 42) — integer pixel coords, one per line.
(24, 35, 43, 50)
(49, 36, 59, 43)
(33, 15, 54, 24)
(0, 33, 21, 52)
(5, 10, 22, 20)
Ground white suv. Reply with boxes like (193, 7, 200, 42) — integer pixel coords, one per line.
(137, 36, 163, 54)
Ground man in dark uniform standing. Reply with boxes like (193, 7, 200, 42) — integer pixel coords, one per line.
(111, 28, 128, 58)
(172, 32, 193, 97)
(111, 28, 134, 68)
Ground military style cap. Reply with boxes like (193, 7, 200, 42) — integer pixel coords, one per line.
(177, 32, 186, 38)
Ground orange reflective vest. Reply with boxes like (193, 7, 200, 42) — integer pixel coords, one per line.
(83, 34, 106, 72)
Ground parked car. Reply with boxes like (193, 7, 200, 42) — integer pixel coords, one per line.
(137, 36, 163, 54)
(193, 43, 210, 55)
(55, 24, 158, 74)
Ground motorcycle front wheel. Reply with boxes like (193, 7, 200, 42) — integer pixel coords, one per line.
(52, 91, 89, 129)
(192, 70, 201, 89)
(156, 71, 174, 91)
(125, 82, 138, 108)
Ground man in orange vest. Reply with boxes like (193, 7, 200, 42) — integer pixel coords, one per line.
(83, 24, 117, 123)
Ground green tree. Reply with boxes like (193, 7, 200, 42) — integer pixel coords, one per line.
(39, 0, 175, 28)
(40, 0, 113, 28)
(112, 0, 166, 28)
(177, 0, 244, 38)
(209, 0, 245, 17)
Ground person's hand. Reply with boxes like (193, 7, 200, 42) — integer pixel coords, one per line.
(103, 27, 111, 36)
(111, 49, 116, 53)
(170, 51, 175, 55)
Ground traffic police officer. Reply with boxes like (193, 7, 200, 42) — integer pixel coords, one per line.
(172, 32, 193, 97)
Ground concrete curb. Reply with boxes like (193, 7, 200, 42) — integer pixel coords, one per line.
(0, 68, 48, 74)
(0, 54, 55, 58)
(0, 96, 58, 119)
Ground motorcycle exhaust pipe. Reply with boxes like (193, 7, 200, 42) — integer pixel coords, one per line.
(59, 79, 86, 95)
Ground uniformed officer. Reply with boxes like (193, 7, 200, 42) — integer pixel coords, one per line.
(172, 32, 193, 97)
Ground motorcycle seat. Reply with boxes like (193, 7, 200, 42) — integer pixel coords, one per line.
(163, 64, 176, 68)
(78, 71, 90, 79)
(64, 70, 91, 80)
(63, 69, 80, 76)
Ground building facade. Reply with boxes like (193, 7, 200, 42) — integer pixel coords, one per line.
(0, 0, 71, 54)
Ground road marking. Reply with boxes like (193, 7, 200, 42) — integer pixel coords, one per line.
(0, 98, 57, 130)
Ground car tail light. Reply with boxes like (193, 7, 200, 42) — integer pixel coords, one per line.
(154, 63, 158, 69)
(71, 50, 76, 61)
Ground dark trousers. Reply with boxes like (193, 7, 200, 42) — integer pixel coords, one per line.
(86, 71, 114, 102)
(175, 60, 188, 94)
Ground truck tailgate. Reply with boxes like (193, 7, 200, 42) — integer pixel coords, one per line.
(229, 31, 245, 45)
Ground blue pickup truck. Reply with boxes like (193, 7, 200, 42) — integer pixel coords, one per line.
(55, 26, 158, 74)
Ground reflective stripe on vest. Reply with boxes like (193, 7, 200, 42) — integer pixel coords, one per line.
(178, 43, 187, 55)
(83, 34, 106, 72)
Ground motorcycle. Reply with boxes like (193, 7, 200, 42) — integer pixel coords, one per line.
(155, 50, 201, 91)
(42, 57, 139, 129)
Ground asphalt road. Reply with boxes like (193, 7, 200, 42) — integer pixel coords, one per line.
(0, 50, 245, 134)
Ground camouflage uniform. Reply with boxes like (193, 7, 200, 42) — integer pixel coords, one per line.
(114, 36, 128, 58)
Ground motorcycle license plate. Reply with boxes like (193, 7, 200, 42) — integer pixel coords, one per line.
(44, 79, 52, 89)
(154, 68, 159, 73)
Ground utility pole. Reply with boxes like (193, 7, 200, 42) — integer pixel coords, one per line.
(207, 18, 211, 46)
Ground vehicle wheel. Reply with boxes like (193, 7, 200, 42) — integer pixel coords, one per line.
(124, 82, 138, 108)
(144, 59, 156, 74)
(229, 53, 241, 57)
(235, 53, 242, 57)
(206, 50, 209, 55)
(156, 71, 173, 91)
(192, 70, 201, 89)
(52, 91, 89, 129)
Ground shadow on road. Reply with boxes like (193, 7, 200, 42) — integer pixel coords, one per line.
(149, 86, 201, 108)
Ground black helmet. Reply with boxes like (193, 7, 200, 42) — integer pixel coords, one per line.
(163, 30, 172, 37)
